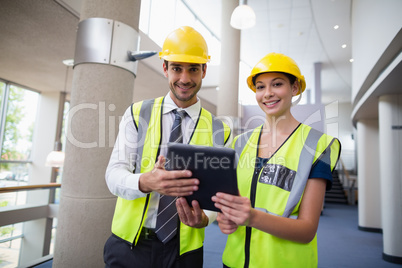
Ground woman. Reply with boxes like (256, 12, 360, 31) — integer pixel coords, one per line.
(212, 52, 341, 267)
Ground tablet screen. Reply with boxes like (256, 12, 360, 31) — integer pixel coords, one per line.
(166, 143, 238, 212)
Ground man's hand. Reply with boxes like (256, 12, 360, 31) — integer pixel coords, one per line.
(176, 197, 208, 228)
(138, 155, 199, 196)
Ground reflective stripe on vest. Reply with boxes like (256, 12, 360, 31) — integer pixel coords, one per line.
(234, 129, 254, 167)
(135, 98, 155, 174)
(212, 114, 225, 147)
(282, 127, 322, 217)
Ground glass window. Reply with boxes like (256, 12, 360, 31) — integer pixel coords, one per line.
(0, 162, 29, 190)
(0, 81, 5, 113)
(148, 0, 177, 47)
(1, 85, 39, 161)
(0, 83, 40, 209)
(139, 0, 151, 34)
(0, 222, 23, 266)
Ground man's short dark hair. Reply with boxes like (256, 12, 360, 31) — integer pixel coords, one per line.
(164, 60, 206, 72)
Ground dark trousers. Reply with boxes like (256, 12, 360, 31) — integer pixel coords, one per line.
(104, 233, 203, 268)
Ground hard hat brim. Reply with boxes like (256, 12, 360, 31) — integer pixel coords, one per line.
(159, 53, 210, 64)
(247, 72, 306, 95)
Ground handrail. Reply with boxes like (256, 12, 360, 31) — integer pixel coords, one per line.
(0, 183, 61, 193)
(338, 158, 356, 185)
(337, 158, 356, 205)
(0, 234, 24, 243)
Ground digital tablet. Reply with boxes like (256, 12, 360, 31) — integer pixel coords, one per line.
(166, 143, 238, 212)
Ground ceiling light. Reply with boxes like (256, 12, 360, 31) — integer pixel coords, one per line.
(349, 59, 354, 63)
(333, 25, 339, 30)
(342, 44, 347, 48)
(46, 150, 65, 167)
(230, 3, 256, 30)
(63, 59, 74, 66)
(46, 141, 65, 167)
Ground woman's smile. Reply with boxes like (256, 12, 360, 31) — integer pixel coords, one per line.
(263, 99, 280, 107)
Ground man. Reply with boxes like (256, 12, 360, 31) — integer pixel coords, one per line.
(104, 26, 231, 268)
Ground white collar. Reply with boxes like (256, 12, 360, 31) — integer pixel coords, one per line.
(163, 93, 201, 123)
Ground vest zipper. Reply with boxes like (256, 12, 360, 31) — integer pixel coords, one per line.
(244, 164, 262, 267)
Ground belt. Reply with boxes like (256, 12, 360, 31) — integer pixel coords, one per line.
(140, 227, 157, 240)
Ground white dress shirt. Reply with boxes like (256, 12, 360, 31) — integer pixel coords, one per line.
(105, 93, 218, 228)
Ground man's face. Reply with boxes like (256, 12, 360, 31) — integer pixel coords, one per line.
(163, 61, 207, 108)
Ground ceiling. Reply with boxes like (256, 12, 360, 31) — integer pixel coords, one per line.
(0, 0, 352, 106)
(186, 0, 352, 104)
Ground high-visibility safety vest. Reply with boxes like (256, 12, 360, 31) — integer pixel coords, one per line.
(111, 96, 231, 256)
(223, 123, 341, 268)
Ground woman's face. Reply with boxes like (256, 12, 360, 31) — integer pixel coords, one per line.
(254, 72, 299, 118)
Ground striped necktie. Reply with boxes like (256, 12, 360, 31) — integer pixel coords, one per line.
(155, 109, 186, 243)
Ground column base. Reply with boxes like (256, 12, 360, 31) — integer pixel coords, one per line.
(358, 225, 382, 233)
(383, 252, 402, 264)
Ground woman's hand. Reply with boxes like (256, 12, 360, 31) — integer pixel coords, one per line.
(216, 212, 238, 234)
(212, 192, 254, 227)
(212, 179, 327, 244)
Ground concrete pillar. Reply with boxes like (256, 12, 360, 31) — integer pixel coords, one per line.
(378, 94, 402, 263)
(356, 119, 381, 232)
(53, 0, 141, 267)
(217, 0, 241, 134)
(314, 62, 322, 104)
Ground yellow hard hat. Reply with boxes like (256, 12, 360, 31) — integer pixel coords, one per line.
(159, 26, 211, 64)
(246, 52, 306, 95)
